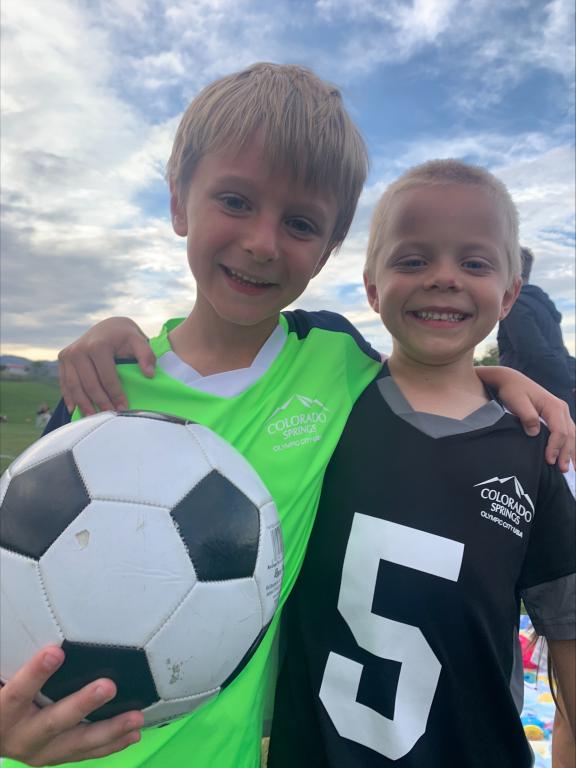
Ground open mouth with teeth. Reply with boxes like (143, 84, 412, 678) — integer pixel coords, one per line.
(221, 265, 276, 291)
(409, 310, 470, 323)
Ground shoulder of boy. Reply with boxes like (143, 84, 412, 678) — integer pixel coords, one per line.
(283, 309, 380, 361)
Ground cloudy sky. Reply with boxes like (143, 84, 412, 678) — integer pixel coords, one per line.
(1, 0, 574, 360)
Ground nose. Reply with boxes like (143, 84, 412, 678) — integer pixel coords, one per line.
(242, 214, 280, 263)
(423, 259, 462, 291)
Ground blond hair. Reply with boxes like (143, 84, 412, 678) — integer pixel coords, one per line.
(167, 62, 368, 249)
(365, 159, 521, 287)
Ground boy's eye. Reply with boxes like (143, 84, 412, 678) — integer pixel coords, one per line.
(462, 258, 492, 272)
(286, 217, 317, 236)
(219, 194, 249, 212)
(395, 256, 427, 269)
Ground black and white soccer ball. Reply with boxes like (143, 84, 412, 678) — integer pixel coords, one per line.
(0, 411, 283, 727)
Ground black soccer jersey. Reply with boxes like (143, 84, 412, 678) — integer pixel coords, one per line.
(268, 365, 576, 768)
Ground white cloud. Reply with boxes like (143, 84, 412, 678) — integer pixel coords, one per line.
(314, 0, 574, 120)
(0, 0, 190, 357)
(1, 0, 574, 361)
(97, 0, 152, 28)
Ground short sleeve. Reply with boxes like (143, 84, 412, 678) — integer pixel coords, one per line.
(520, 462, 576, 640)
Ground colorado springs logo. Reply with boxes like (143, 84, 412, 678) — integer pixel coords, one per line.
(266, 395, 329, 452)
(474, 475, 534, 538)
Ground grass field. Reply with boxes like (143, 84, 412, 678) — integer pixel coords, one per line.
(0, 378, 61, 473)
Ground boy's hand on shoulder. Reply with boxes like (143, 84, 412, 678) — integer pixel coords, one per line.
(0, 646, 143, 765)
(58, 318, 156, 416)
(476, 365, 575, 471)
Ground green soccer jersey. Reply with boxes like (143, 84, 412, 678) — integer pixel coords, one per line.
(8, 310, 380, 768)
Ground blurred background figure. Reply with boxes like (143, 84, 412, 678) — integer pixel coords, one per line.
(498, 247, 575, 419)
(35, 403, 52, 429)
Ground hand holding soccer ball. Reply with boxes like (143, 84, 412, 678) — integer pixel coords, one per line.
(0, 411, 283, 761)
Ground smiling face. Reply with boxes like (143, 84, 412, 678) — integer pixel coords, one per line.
(171, 133, 338, 340)
(364, 183, 521, 367)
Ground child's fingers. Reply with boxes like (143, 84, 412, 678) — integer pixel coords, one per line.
(0, 647, 65, 732)
(546, 426, 575, 472)
(57, 319, 153, 413)
(68, 717, 143, 762)
(25, 678, 118, 745)
(5, 678, 119, 765)
(550, 433, 574, 473)
(9, 713, 142, 767)
(540, 400, 574, 469)
(80, 344, 129, 411)
(510, 395, 541, 437)
(81, 332, 155, 408)
(58, 358, 97, 416)
(58, 358, 84, 415)
(59, 354, 114, 416)
(513, 390, 574, 469)
(25, 696, 143, 765)
(131, 334, 157, 379)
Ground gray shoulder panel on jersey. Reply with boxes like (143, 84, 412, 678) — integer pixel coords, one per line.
(377, 376, 506, 438)
(522, 573, 576, 640)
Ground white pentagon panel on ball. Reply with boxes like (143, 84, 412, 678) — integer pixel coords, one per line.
(73, 414, 213, 508)
(146, 579, 264, 699)
(254, 501, 284, 626)
(9, 412, 115, 478)
(40, 500, 196, 646)
(187, 424, 273, 509)
(141, 689, 219, 728)
(0, 550, 63, 682)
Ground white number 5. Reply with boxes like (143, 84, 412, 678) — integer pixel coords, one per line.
(319, 514, 464, 760)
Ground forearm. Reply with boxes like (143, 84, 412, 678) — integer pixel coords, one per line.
(549, 639, 576, 735)
(552, 694, 576, 768)
(476, 365, 536, 393)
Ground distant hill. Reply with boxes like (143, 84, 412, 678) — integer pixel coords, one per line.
(0, 355, 32, 365)
(0, 355, 59, 377)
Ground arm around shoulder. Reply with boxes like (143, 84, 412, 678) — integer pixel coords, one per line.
(475, 365, 574, 470)
(58, 318, 156, 417)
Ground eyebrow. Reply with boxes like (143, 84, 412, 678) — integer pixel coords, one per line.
(388, 239, 502, 256)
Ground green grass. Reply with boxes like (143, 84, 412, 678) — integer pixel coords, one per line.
(0, 379, 61, 473)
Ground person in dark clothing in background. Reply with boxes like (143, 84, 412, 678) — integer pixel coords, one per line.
(498, 247, 575, 418)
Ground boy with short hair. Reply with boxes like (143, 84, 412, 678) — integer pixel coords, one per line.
(0, 62, 383, 768)
(2, 65, 572, 768)
(267, 160, 575, 767)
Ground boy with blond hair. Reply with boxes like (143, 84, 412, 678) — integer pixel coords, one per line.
(3, 65, 572, 768)
(1, 61, 382, 768)
(268, 160, 575, 767)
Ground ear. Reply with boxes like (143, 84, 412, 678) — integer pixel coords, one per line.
(170, 185, 188, 237)
(363, 270, 380, 314)
(498, 277, 522, 320)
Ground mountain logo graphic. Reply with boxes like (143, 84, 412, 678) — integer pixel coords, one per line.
(265, 394, 330, 451)
(269, 395, 329, 421)
(473, 475, 535, 513)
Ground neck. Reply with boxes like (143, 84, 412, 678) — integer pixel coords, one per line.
(169, 306, 280, 376)
(388, 347, 489, 419)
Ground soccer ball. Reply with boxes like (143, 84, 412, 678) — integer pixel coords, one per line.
(0, 411, 283, 727)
